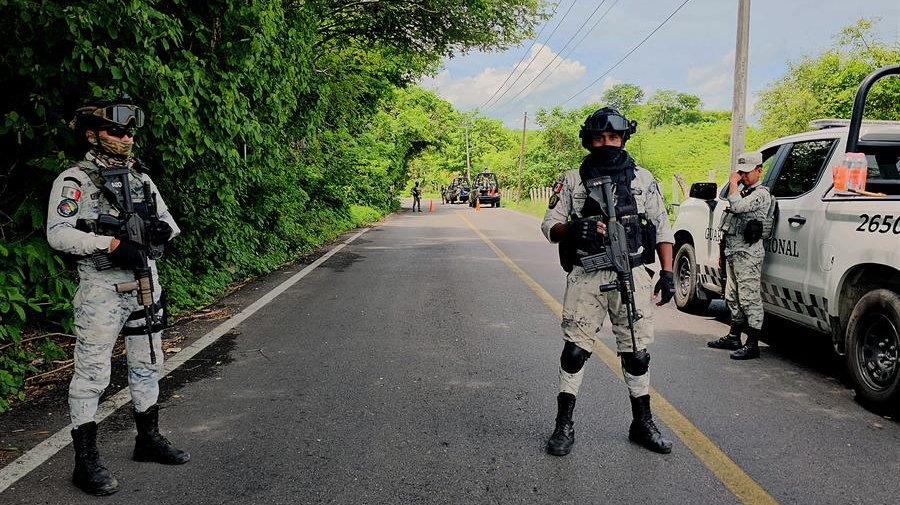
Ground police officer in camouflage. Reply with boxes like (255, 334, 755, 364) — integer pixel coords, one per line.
(707, 152, 773, 360)
(47, 96, 189, 495)
(541, 108, 676, 456)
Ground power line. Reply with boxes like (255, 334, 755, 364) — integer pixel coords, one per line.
(489, 0, 610, 113)
(478, 3, 560, 110)
(483, 0, 579, 110)
(559, 0, 693, 107)
(517, 0, 620, 109)
(491, 0, 619, 113)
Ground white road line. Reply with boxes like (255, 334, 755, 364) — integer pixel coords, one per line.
(0, 228, 369, 493)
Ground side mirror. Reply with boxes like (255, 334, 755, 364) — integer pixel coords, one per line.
(689, 182, 718, 200)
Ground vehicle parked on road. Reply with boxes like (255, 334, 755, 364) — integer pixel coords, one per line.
(443, 176, 470, 204)
(468, 171, 501, 208)
(671, 65, 900, 411)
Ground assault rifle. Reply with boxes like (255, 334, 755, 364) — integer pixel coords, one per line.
(582, 176, 643, 353)
(101, 165, 162, 364)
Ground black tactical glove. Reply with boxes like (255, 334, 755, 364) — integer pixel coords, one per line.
(565, 217, 602, 248)
(148, 220, 173, 243)
(109, 239, 145, 270)
(654, 270, 675, 305)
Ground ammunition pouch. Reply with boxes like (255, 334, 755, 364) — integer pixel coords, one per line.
(744, 219, 763, 244)
(720, 210, 735, 235)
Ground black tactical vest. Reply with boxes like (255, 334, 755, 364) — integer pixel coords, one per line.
(578, 157, 645, 257)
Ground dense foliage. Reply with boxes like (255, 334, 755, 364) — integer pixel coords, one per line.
(756, 19, 900, 138)
(0, 0, 545, 411)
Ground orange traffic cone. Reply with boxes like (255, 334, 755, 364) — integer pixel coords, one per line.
(475, 198, 481, 211)
(429, 200, 434, 212)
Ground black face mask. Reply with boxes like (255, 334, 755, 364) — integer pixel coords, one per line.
(587, 145, 623, 166)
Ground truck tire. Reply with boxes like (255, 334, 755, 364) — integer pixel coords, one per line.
(673, 243, 709, 313)
(846, 288, 900, 412)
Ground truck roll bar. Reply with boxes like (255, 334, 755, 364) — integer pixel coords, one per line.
(846, 64, 900, 152)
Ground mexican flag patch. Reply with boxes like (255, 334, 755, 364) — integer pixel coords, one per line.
(61, 186, 81, 201)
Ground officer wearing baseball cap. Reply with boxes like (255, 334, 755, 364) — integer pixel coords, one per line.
(708, 152, 773, 359)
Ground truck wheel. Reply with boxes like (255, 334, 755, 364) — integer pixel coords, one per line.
(846, 289, 900, 412)
(673, 243, 708, 313)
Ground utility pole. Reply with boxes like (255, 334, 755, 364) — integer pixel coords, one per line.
(729, 0, 751, 174)
(462, 117, 473, 183)
(517, 112, 527, 202)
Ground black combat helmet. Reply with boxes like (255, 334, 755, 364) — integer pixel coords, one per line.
(69, 94, 144, 141)
(578, 107, 637, 149)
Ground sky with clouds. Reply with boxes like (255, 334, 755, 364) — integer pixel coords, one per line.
(419, 0, 900, 128)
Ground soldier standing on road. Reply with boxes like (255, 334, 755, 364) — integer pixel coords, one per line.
(541, 108, 676, 456)
(708, 153, 773, 360)
(47, 96, 189, 496)
(412, 181, 422, 212)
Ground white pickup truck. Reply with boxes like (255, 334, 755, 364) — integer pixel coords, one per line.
(671, 66, 900, 411)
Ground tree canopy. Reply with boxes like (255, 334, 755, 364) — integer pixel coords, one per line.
(0, 0, 548, 411)
(755, 18, 900, 138)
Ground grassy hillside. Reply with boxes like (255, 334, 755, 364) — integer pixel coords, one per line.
(630, 120, 769, 203)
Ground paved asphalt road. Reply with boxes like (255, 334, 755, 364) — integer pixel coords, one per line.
(1, 200, 898, 504)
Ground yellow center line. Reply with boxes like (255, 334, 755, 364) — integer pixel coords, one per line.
(457, 211, 779, 505)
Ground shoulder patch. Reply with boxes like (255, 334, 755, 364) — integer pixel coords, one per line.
(63, 176, 82, 186)
(548, 193, 560, 209)
(553, 177, 565, 194)
(61, 186, 81, 201)
(57, 198, 78, 217)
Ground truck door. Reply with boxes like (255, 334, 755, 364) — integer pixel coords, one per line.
(761, 138, 838, 328)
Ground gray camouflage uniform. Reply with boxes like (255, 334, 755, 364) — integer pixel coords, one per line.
(46, 152, 180, 426)
(720, 182, 772, 331)
(542, 165, 674, 398)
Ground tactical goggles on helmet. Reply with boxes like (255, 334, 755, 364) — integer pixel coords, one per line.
(584, 112, 632, 134)
(90, 104, 145, 128)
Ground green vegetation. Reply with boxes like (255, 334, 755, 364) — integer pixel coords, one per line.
(0, 7, 895, 413)
(0, 0, 547, 411)
(756, 19, 900, 139)
(412, 19, 899, 210)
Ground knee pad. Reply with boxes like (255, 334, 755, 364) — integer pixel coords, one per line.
(560, 341, 591, 374)
(620, 350, 651, 376)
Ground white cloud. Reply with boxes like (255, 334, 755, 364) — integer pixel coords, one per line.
(687, 51, 735, 109)
(418, 43, 586, 113)
(586, 77, 621, 104)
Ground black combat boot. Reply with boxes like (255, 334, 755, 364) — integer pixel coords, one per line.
(133, 405, 191, 464)
(707, 323, 743, 350)
(547, 393, 576, 456)
(628, 395, 673, 454)
(731, 328, 761, 360)
(71, 422, 119, 496)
